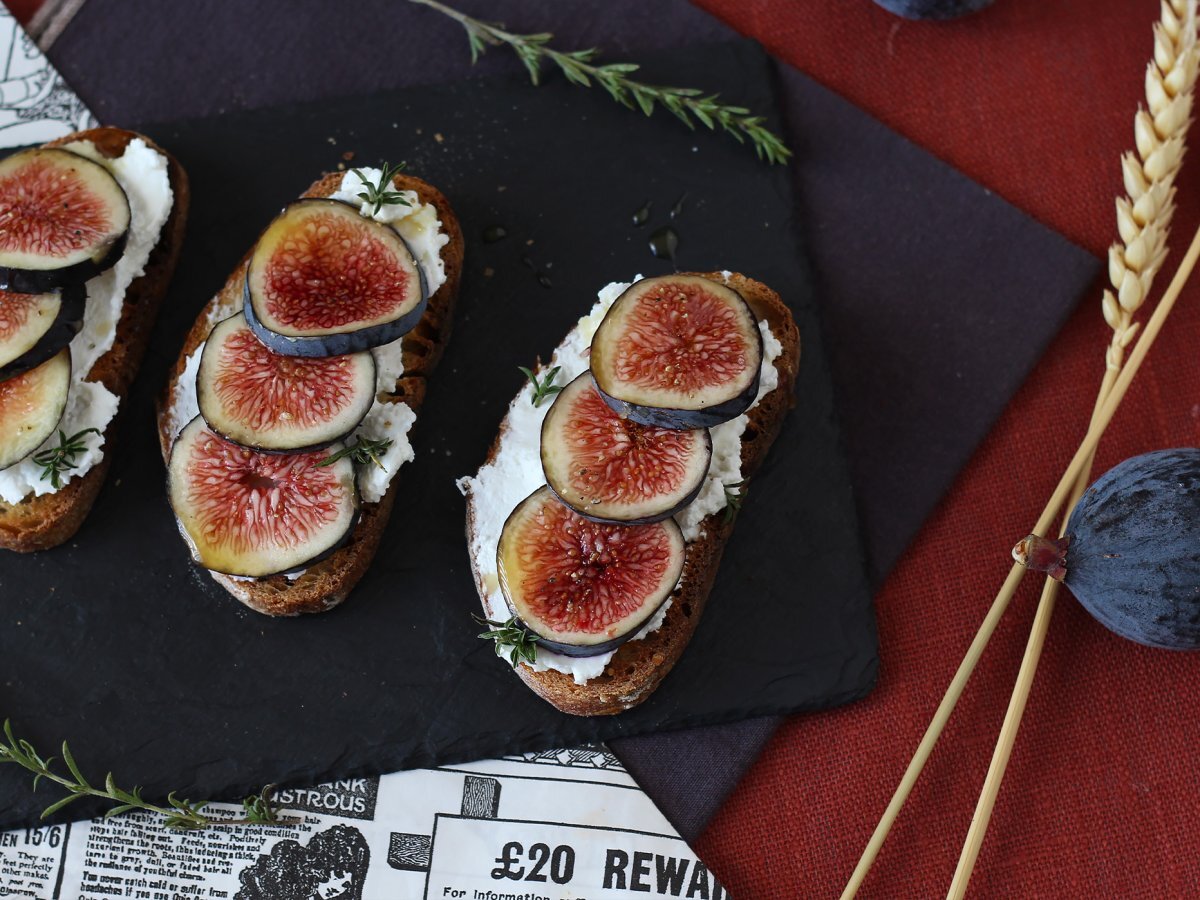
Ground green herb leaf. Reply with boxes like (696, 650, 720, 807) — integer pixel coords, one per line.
(32, 428, 101, 490)
(519, 365, 563, 407)
(408, 0, 792, 164)
(0, 720, 291, 831)
(474, 614, 540, 667)
(352, 161, 412, 215)
(722, 480, 746, 524)
(317, 437, 394, 471)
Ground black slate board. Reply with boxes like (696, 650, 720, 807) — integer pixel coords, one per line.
(0, 40, 875, 829)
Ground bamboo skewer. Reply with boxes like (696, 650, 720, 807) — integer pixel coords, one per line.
(842, 218, 1200, 900)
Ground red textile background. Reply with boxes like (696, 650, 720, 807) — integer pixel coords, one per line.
(689, 1, 1200, 897)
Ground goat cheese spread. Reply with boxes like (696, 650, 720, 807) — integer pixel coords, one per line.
(457, 275, 784, 683)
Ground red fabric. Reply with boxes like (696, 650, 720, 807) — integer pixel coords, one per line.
(691, 1, 1200, 897)
(5, 0, 37, 25)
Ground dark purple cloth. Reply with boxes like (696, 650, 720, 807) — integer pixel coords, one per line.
(47, 0, 1098, 841)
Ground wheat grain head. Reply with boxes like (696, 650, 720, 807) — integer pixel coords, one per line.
(1103, 0, 1199, 369)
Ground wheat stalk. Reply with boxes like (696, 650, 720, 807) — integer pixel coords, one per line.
(843, 3, 1200, 897)
(945, 3, 1200, 895)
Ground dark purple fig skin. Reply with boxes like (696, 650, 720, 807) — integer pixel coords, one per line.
(0, 148, 130, 293)
(1063, 448, 1200, 650)
(593, 369, 760, 430)
(541, 371, 713, 525)
(589, 277, 764, 430)
(0, 230, 127, 295)
(0, 283, 85, 383)
(241, 200, 429, 358)
(497, 484, 683, 658)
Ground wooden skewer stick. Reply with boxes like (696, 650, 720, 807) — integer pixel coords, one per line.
(842, 219, 1200, 900)
(944, 221, 1200, 897)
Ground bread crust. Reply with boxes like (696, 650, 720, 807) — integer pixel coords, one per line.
(463, 272, 801, 716)
(156, 171, 463, 616)
(0, 128, 189, 552)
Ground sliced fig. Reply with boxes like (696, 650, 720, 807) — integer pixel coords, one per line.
(590, 274, 764, 429)
(497, 485, 685, 657)
(167, 416, 360, 578)
(0, 148, 130, 293)
(541, 371, 711, 524)
(0, 283, 85, 381)
(0, 348, 71, 469)
(244, 199, 427, 357)
(197, 312, 377, 453)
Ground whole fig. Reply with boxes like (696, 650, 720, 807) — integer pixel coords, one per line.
(872, 0, 997, 21)
(1014, 448, 1200, 650)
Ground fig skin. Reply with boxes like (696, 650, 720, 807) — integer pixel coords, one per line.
(497, 485, 685, 658)
(196, 312, 377, 454)
(541, 371, 713, 525)
(242, 199, 428, 358)
(590, 275, 764, 430)
(0, 283, 85, 383)
(0, 148, 131, 293)
(1016, 448, 1200, 650)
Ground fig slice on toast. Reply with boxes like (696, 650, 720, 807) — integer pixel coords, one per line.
(0, 348, 71, 469)
(0, 283, 84, 382)
(590, 274, 763, 429)
(167, 416, 360, 578)
(0, 147, 130, 293)
(197, 312, 377, 453)
(497, 485, 685, 657)
(541, 371, 711, 524)
(244, 198, 427, 357)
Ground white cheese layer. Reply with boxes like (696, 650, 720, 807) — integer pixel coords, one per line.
(162, 173, 448, 509)
(330, 168, 449, 295)
(0, 138, 172, 504)
(456, 276, 784, 683)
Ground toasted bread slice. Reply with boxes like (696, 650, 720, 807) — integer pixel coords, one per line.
(464, 272, 801, 715)
(0, 128, 189, 552)
(156, 172, 463, 616)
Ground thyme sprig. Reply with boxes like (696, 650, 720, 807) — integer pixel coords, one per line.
(33, 428, 100, 489)
(519, 365, 562, 407)
(352, 161, 412, 215)
(317, 437, 394, 471)
(722, 480, 746, 524)
(0, 720, 286, 830)
(409, 0, 792, 165)
(474, 615, 539, 667)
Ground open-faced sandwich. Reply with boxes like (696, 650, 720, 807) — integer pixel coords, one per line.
(458, 272, 801, 715)
(158, 164, 462, 616)
(0, 128, 187, 552)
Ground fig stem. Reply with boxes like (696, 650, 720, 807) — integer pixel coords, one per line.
(1011, 534, 1069, 582)
(407, 0, 794, 164)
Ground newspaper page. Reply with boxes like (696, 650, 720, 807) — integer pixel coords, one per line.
(0, 745, 727, 900)
(0, 4, 94, 146)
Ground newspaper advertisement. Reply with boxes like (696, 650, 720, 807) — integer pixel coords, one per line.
(0, 746, 727, 900)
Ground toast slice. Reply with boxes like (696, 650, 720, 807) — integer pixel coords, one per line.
(463, 271, 801, 715)
(156, 171, 463, 616)
(0, 128, 189, 552)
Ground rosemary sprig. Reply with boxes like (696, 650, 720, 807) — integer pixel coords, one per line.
(408, 0, 792, 165)
(0, 720, 286, 830)
(474, 615, 539, 667)
(352, 161, 412, 215)
(32, 428, 100, 489)
(722, 480, 746, 524)
(317, 437, 394, 471)
(519, 364, 562, 407)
